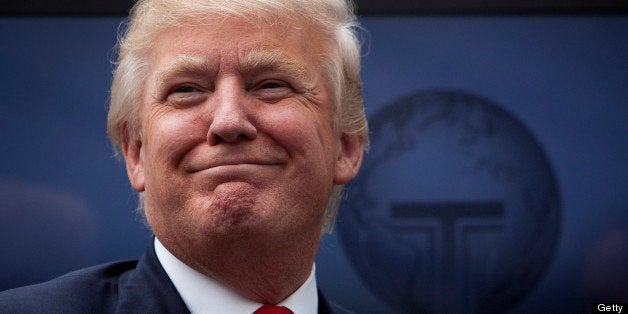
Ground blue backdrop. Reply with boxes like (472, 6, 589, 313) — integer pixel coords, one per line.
(1, 16, 626, 313)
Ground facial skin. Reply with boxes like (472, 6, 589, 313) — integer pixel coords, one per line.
(121, 16, 364, 303)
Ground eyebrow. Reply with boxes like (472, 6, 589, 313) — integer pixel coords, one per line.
(152, 49, 315, 92)
(238, 48, 311, 83)
(154, 55, 216, 90)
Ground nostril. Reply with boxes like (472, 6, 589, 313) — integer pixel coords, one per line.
(206, 96, 258, 145)
(210, 134, 224, 145)
(207, 117, 257, 145)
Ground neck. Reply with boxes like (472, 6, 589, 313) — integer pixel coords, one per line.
(160, 231, 321, 304)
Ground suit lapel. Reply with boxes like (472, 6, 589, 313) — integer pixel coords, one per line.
(115, 241, 190, 313)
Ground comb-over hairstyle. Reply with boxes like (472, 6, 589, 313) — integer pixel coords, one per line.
(107, 0, 368, 233)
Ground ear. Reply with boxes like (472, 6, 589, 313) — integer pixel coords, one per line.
(333, 133, 365, 185)
(120, 126, 145, 192)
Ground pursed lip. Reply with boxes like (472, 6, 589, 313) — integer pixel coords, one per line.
(185, 158, 284, 173)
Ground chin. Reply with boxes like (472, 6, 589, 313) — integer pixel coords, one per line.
(192, 189, 268, 234)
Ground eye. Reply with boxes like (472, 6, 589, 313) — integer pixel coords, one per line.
(166, 84, 207, 107)
(261, 82, 282, 89)
(171, 85, 197, 93)
(252, 80, 293, 103)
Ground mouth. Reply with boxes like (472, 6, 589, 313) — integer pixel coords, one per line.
(186, 159, 283, 174)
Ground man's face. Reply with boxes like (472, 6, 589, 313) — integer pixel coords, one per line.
(122, 17, 363, 260)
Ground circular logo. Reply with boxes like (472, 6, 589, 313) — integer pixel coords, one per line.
(338, 90, 561, 313)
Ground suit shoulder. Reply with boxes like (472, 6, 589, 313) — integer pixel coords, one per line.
(0, 260, 138, 313)
(318, 290, 355, 314)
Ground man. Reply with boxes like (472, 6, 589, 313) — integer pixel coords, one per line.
(0, 0, 368, 313)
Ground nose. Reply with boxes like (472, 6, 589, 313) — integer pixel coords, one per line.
(207, 81, 257, 145)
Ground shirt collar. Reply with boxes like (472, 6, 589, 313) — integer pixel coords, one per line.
(154, 237, 318, 314)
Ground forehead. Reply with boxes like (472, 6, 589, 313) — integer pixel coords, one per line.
(147, 15, 326, 70)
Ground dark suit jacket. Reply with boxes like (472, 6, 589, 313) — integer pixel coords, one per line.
(0, 242, 351, 313)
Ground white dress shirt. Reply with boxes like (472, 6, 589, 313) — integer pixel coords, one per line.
(154, 237, 318, 314)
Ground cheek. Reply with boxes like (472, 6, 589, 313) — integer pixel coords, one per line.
(143, 109, 207, 168)
(263, 106, 339, 168)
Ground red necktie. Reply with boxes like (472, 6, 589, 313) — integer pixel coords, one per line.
(253, 305, 294, 314)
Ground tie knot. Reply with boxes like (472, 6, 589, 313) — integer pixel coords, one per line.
(253, 305, 294, 314)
